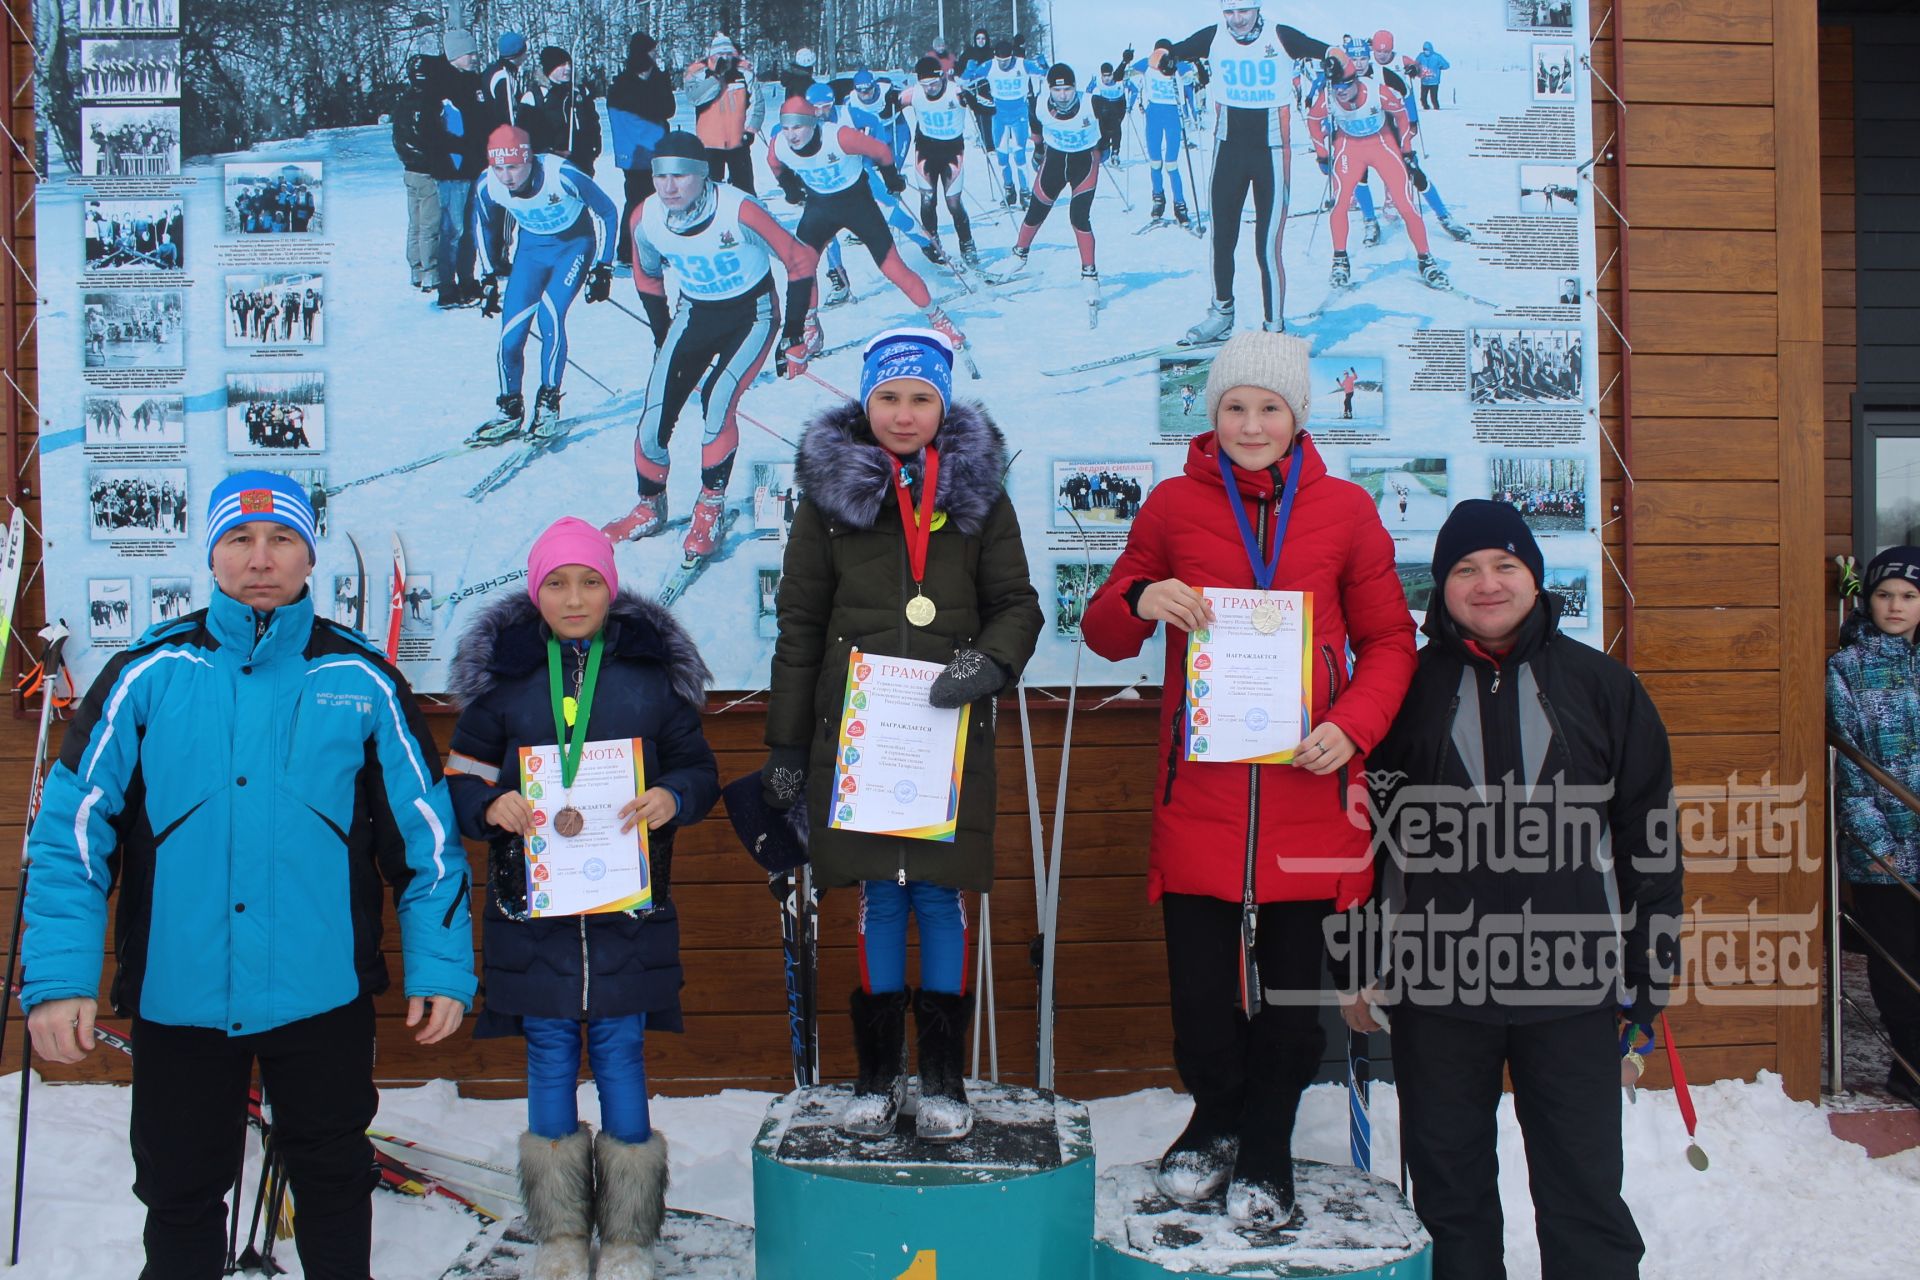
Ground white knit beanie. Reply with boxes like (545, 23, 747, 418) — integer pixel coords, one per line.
(1204, 331, 1312, 431)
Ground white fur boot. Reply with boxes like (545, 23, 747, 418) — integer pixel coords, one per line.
(593, 1129, 670, 1280)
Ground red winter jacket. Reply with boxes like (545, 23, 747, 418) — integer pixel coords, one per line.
(1081, 432, 1416, 909)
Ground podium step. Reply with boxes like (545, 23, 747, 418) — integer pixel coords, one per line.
(752, 1081, 1095, 1278)
(1093, 1160, 1432, 1279)
(438, 1208, 754, 1279)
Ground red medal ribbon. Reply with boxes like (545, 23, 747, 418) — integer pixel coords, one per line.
(889, 446, 941, 590)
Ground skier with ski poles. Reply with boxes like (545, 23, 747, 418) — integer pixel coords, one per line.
(899, 58, 983, 267)
(762, 327, 1043, 1142)
(21, 472, 474, 1280)
(470, 124, 619, 445)
(1003, 65, 1106, 325)
(1337, 500, 1682, 1279)
(445, 516, 720, 1280)
(1088, 62, 1133, 168)
(767, 94, 967, 348)
(1128, 40, 1201, 229)
(602, 131, 819, 560)
(1169, 2, 1331, 343)
(1305, 50, 1450, 291)
(1079, 332, 1416, 1227)
(1348, 31, 1471, 244)
(841, 70, 940, 258)
(983, 38, 1045, 207)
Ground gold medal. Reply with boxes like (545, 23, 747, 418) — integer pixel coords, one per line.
(554, 806, 584, 837)
(906, 593, 937, 627)
(1251, 598, 1282, 635)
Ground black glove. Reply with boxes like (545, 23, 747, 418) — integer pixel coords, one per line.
(640, 292, 671, 350)
(1120, 47, 1135, 69)
(1402, 152, 1429, 191)
(881, 165, 907, 195)
(585, 263, 612, 303)
(479, 276, 503, 318)
(1619, 981, 1662, 1036)
(928, 648, 1006, 709)
(761, 745, 810, 811)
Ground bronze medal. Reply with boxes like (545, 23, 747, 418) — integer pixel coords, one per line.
(554, 806, 585, 838)
(1251, 598, 1283, 635)
(906, 593, 937, 627)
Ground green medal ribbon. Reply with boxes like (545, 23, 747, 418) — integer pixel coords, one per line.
(547, 632, 604, 790)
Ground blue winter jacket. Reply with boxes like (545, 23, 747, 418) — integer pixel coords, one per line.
(21, 586, 476, 1031)
(1828, 610, 1920, 885)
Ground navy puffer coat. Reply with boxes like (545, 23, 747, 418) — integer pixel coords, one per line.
(446, 590, 719, 1036)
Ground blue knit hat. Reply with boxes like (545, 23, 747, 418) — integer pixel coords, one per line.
(859, 327, 954, 416)
(206, 470, 318, 565)
(499, 30, 528, 58)
(1431, 498, 1543, 590)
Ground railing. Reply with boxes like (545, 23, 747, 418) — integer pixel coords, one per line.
(1824, 725, 1920, 1097)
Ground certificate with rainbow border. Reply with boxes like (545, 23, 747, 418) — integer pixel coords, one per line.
(519, 737, 652, 917)
(828, 649, 971, 842)
(1184, 590, 1312, 765)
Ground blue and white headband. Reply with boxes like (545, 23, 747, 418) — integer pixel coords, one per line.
(205, 469, 318, 565)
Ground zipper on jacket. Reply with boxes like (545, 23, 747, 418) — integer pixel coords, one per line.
(579, 917, 590, 1016)
(1320, 645, 1350, 799)
(1163, 698, 1185, 805)
(1490, 668, 1502, 694)
(1243, 497, 1269, 910)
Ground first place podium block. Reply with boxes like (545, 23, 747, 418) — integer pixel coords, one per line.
(752, 1081, 1095, 1280)
(1093, 1160, 1432, 1279)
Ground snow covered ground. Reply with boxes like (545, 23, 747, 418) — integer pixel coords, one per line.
(1, 1070, 1915, 1278)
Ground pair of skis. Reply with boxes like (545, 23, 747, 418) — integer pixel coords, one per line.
(346, 532, 407, 662)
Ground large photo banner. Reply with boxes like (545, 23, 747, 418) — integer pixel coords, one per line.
(32, 0, 1599, 690)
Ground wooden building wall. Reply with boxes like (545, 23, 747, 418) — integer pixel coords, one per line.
(0, 0, 1830, 1101)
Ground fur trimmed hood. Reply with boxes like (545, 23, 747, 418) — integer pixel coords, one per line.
(447, 588, 712, 710)
(793, 399, 1009, 536)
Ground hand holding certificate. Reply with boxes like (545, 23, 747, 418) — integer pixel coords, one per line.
(828, 649, 971, 842)
(1185, 587, 1312, 764)
(519, 738, 653, 917)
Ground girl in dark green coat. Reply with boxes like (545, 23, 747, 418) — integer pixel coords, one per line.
(762, 327, 1043, 1140)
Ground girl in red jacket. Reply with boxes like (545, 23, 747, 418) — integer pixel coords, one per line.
(1082, 331, 1416, 1227)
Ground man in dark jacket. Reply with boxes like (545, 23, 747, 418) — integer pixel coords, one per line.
(607, 32, 675, 263)
(1339, 499, 1681, 1280)
(392, 52, 444, 290)
(531, 46, 602, 174)
(426, 31, 490, 307)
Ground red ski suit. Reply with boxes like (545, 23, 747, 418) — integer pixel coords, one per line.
(1080, 431, 1416, 909)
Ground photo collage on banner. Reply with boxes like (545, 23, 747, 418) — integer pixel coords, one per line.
(33, 0, 1602, 687)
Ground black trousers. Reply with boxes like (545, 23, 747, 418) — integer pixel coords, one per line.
(1395, 1005, 1643, 1280)
(617, 165, 656, 265)
(1162, 893, 1329, 1127)
(705, 143, 755, 193)
(1850, 881, 1920, 1077)
(131, 997, 379, 1280)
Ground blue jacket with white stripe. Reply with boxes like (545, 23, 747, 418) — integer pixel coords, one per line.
(21, 586, 476, 1033)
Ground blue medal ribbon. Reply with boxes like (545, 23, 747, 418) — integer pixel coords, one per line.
(1215, 441, 1301, 588)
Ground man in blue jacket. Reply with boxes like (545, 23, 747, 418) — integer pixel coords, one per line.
(22, 470, 475, 1280)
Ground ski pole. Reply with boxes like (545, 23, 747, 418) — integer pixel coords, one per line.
(799, 368, 852, 401)
(604, 295, 657, 335)
(735, 406, 798, 451)
(0, 624, 71, 1073)
(223, 1147, 246, 1273)
(563, 355, 615, 396)
(9, 1021, 28, 1265)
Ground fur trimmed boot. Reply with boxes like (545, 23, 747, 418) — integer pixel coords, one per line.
(912, 988, 976, 1142)
(843, 987, 911, 1138)
(593, 1129, 670, 1280)
(517, 1128, 595, 1280)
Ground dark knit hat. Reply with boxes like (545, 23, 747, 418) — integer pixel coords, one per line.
(1866, 545, 1920, 593)
(539, 46, 571, 76)
(1431, 499, 1544, 589)
(628, 32, 657, 60)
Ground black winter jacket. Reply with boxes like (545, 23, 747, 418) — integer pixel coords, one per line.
(446, 591, 720, 1036)
(531, 84, 603, 174)
(1357, 595, 1683, 1024)
(391, 54, 439, 174)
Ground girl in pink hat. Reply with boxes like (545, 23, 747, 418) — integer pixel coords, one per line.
(446, 516, 719, 1280)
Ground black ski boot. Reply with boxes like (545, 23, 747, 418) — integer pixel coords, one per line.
(1330, 251, 1352, 288)
(1003, 182, 1019, 208)
(1417, 253, 1451, 290)
(958, 239, 983, 269)
(1150, 191, 1167, 221)
(1173, 200, 1192, 227)
(528, 386, 564, 441)
(823, 266, 852, 306)
(469, 393, 526, 444)
(842, 988, 910, 1138)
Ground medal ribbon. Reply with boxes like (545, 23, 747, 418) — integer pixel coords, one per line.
(889, 446, 942, 592)
(1215, 442, 1301, 590)
(546, 632, 604, 791)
